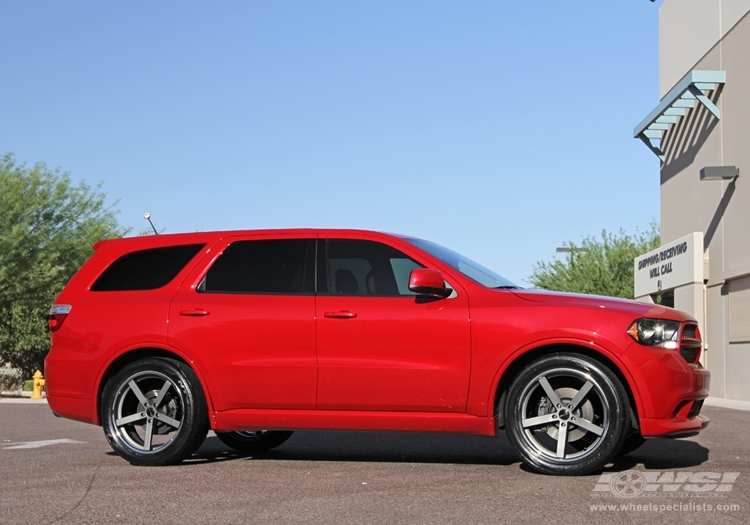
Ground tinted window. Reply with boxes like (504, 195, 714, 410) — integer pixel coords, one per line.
(318, 239, 422, 296)
(201, 239, 314, 294)
(91, 244, 205, 291)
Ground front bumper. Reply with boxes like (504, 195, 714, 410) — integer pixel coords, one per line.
(623, 339, 710, 437)
(637, 363, 710, 437)
(640, 413, 710, 437)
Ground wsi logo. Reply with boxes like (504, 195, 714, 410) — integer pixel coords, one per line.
(593, 471, 740, 498)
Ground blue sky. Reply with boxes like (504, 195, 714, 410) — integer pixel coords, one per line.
(1, 1, 665, 285)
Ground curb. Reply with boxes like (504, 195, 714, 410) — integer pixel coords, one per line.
(0, 397, 48, 404)
(704, 396, 750, 412)
(0, 392, 47, 404)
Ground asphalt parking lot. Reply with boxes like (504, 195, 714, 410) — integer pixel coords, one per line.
(1, 401, 748, 525)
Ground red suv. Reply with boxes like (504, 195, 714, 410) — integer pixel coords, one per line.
(45, 229, 709, 475)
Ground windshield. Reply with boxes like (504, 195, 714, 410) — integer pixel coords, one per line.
(403, 237, 518, 289)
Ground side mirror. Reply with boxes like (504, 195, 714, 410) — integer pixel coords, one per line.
(409, 269, 452, 298)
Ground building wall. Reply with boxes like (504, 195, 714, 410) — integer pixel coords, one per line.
(659, 3, 750, 401)
(660, 0, 750, 97)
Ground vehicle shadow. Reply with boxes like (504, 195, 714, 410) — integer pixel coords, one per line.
(188, 431, 519, 466)
(188, 432, 709, 471)
(605, 438, 709, 471)
(514, 437, 709, 475)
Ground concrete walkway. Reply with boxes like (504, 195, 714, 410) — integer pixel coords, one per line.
(705, 396, 750, 412)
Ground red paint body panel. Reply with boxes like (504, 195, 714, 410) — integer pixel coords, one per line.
(169, 291, 317, 411)
(213, 409, 497, 436)
(315, 294, 471, 412)
(45, 393, 99, 424)
(45, 228, 710, 441)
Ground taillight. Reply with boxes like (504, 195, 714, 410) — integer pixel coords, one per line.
(48, 305, 72, 332)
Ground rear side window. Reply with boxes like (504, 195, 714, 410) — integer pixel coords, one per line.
(91, 244, 205, 291)
(199, 239, 314, 294)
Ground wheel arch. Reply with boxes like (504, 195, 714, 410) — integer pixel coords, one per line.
(95, 347, 212, 426)
(492, 343, 640, 433)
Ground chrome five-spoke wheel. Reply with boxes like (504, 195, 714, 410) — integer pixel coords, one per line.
(504, 353, 629, 475)
(102, 358, 208, 466)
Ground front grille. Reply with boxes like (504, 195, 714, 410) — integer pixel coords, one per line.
(679, 323, 702, 364)
(680, 345, 700, 363)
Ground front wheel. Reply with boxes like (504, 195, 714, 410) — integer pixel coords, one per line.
(504, 353, 629, 475)
(101, 357, 209, 466)
(215, 430, 293, 453)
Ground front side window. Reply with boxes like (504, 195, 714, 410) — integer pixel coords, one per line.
(200, 239, 314, 294)
(318, 239, 422, 296)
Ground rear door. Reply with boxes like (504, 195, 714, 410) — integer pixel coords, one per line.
(169, 234, 317, 411)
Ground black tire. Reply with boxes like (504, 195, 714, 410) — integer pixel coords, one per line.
(216, 430, 294, 453)
(504, 353, 629, 475)
(101, 357, 209, 466)
(618, 433, 647, 456)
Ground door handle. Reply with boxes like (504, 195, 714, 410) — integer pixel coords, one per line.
(324, 311, 357, 319)
(179, 309, 210, 316)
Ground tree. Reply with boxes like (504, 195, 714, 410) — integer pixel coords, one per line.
(0, 153, 127, 377)
(528, 224, 660, 299)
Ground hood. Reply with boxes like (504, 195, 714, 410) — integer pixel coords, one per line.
(510, 288, 691, 321)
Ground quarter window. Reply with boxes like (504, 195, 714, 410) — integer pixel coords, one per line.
(91, 244, 205, 291)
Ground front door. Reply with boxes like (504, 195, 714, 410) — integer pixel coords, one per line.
(315, 238, 471, 412)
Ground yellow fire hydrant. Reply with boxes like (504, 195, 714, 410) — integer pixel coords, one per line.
(31, 370, 46, 399)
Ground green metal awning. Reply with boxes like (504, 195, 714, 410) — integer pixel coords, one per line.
(634, 70, 726, 160)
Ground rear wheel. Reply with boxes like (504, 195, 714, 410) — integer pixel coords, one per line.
(504, 353, 629, 475)
(215, 430, 293, 453)
(101, 357, 209, 466)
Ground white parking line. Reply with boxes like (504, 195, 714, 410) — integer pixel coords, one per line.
(3, 439, 86, 450)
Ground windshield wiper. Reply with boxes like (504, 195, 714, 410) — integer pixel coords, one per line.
(494, 285, 520, 289)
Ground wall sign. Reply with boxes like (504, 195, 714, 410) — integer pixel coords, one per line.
(634, 232, 704, 297)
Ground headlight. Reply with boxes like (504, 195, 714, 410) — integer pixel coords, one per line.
(627, 318, 681, 349)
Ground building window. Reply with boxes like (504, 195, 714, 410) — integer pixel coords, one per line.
(729, 275, 750, 343)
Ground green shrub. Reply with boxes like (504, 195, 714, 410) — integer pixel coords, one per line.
(23, 379, 34, 392)
(0, 368, 24, 391)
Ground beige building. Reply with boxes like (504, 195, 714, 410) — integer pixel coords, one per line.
(633, 0, 750, 402)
